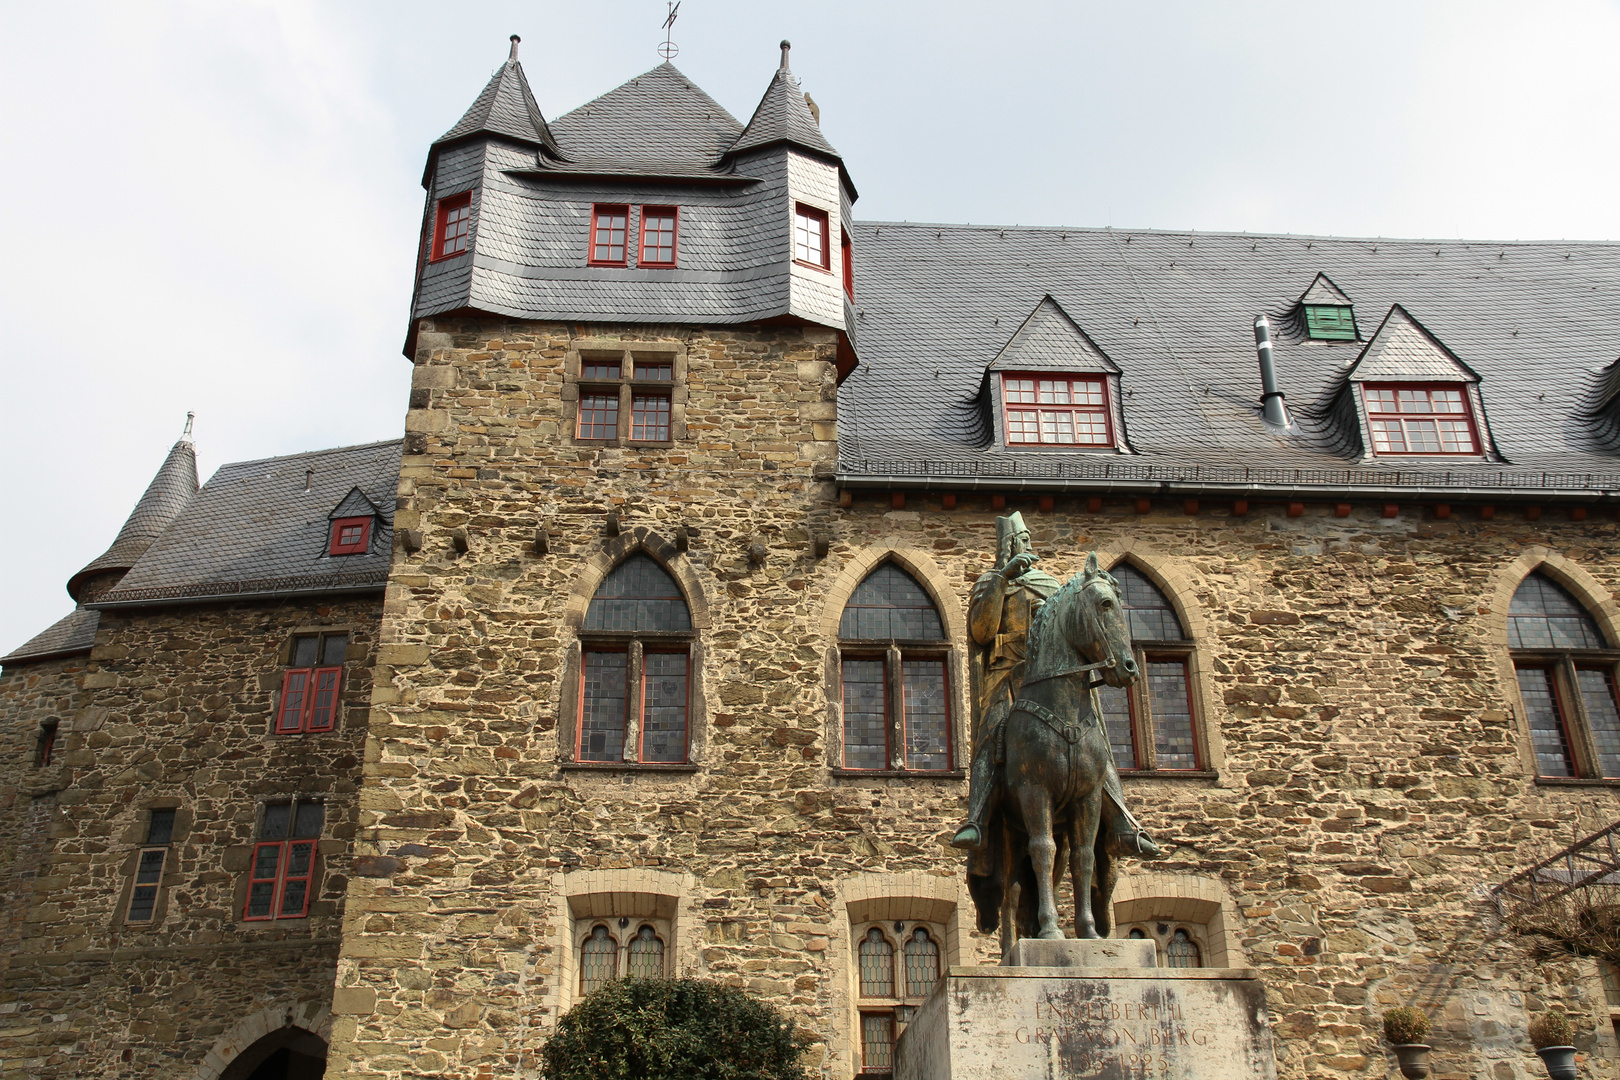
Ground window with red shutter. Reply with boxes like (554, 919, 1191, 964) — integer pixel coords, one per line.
(244, 798, 324, 921)
(842, 230, 855, 298)
(430, 192, 472, 261)
(589, 204, 630, 265)
(275, 633, 347, 735)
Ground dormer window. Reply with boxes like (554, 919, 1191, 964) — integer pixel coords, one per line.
(329, 517, 372, 556)
(1362, 385, 1479, 455)
(1304, 305, 1356, 341)
(590, 204, 630, 266)
(1002, 374, 1112, 446)
(638, 206, 678, 267)
(431, 192, 472, 261)
(794, 204, 830, 270)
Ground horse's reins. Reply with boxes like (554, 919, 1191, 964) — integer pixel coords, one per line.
(1019, 655, 1117, 691)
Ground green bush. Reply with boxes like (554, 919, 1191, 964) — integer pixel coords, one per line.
(1382, 1007, 1430, 1045)
(1528, 1009, 1575, 1049)
(540, 978, 811, 1080)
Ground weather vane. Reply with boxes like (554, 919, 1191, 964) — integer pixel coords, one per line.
(658, 1, 680, 60)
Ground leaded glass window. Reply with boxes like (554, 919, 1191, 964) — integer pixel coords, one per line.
(580, 925, 617, 995)
(626, 925, 665, 978)
(1166, 929, 1201, 968)
(856, 919, 945, 1074)
(903, 928, 940, 997)
(1096, 563, 1201, 772)
(859, 928, 895, 997)
(1508, 571, 1620, 779)
(585, 555, 691, 633)
(837, 564, 953, 772)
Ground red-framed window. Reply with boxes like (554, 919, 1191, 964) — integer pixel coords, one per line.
(34, 721, 58, 768)
(590, 204, 631, 265)
(329, 516, 372, 556)
(276, 632, 346, 734)
(1361, 384, 1480, 455)
(126, 808, 176, 924)
(638, 206, 678, 267)
(841, 230, 855, 298)
(631, 392, 671, 441)
(579, 647, 691, 763)
(1002, 374, 1113, 446)
(794, 204, 830, 270)
(244, 798, 323, 921)
(577, 391, 620, 440)
(430, 192, 472, 261)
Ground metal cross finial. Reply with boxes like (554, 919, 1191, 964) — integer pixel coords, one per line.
(509, 34, 520, 62)
(658, 2, 680, 60)
(182, 412, 195, 441)
(779, 39, 791, 71)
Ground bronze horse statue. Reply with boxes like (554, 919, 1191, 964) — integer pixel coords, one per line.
(968, 553, 1151, 951)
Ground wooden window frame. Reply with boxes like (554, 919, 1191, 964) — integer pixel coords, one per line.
(841, 229, 855, 298)
(329, 516, 372, 556)
(1361, 382, 1481, 456)
(853, 920, 944, 1076)
(794, 203, 831, 271)
(429, 191, 473, 262)
(1512, 649, 1620, 780)
(1107, 644, 1203, 773)
(1303, 304, 1357, 341)
(630, 390, 673, 441)
(588, 204, 631, 267)
(275, 632, 347, 735)
(836, 645, 955, 773)
(637, 205, 679, 267)
(124, 808, 177, 925)
(1000, 373, 1115, 448)
(575, 388, 621, 441)
(242, 797, 323, 922)
(577, 638, 694, 766)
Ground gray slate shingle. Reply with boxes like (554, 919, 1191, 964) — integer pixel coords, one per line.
(0, 608, 99, 667)
(68, 437, 199, 600)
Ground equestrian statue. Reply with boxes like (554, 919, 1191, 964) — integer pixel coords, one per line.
(952, 514, 1163, 952)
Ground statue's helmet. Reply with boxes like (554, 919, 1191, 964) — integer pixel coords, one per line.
(995, 512, 1030, 568)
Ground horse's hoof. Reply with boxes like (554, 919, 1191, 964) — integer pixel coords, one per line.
(1038, 929, 1065, 941)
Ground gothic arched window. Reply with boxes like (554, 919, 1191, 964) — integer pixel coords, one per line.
(903, 928, 940, 998)
(1166, 928, 1201, 968)
(577, 554, 695, 765)
(837, 564, 953, 773)
(579, 925, 618, 995)
(853, 919, 945, 1075)
(1097, 564, 1203, 772)
(1508, 572, 1620, 779)
(626, 924, 666, 979)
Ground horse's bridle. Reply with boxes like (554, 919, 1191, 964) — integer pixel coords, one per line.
(1021, 574, 1128, 689)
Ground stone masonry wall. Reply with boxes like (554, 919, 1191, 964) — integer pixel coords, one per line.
(0, 595, 381, 1078)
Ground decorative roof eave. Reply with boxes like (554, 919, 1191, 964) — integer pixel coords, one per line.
(503, 165, 763, 187)
(87, 573, 390, 611)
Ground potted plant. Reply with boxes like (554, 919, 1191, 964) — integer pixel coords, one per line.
(1383, 1006, 1432, 1080)
(1527, 1009, 1577, 1080)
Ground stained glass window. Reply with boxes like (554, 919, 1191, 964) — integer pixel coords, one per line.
(858, 928, 895, 997)
(580, 925, 617, 994)
(1113, 564, 1185, 642)
(902, 660, 950, 770)
(1517, 667, 1574, 777)
(585, 555, 691, 633)
(1166, 929, 1201, 968)
(860, 1013, 894, 1073)
(627, 925, 664, 978)
(839, 564, 943, 640)
(1098, 563, 1198, 770)
(903, 928, 940, 997)
(641, 652, 688, 763)
(842, 658, 888, 770)
(1508, 574, 1606, 649)
(580, 651, 629, 762)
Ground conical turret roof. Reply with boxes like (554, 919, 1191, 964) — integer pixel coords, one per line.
(68, 429, 199, 601)
(434, 39, 561, 158)
(726, 42, 842, 162)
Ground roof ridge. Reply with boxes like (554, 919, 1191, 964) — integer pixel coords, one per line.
(208, 438, 405, 474)
(851, 220, 1620, 248)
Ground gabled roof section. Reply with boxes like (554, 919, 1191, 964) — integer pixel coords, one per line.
(330, 487, 383, 521)
(68, 433, 200, 601)
(725, 45, 842, 163)
(1345, 305, 1480, 383)
(546, 63, 743, 176)
(434, 41, 561, 158)
(986, 296, 1120, 374)
(1299, 273, 1353, 307)
(1, 608, 99, 667)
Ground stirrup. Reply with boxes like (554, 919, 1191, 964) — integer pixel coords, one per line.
(950, 823, 984, 851)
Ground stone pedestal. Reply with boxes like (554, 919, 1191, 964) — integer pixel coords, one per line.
(893, 939, 1276, 1080)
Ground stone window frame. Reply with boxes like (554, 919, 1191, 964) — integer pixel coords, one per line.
(821, 546, 969, 780)
(1110, 872, 1244, 968)
(560, 339, 687, 449)
(269, 626, 357, 737)
(33, 719, 58, 768)
(551, 868, 699, 1018)
(558, 528, 711, 771)
(836, 874, 967, 1080)
(1096, 545, 1224, 778)
(575, 916, 674, 995)
(110, 799, 190, 930)
(852, 919, 946, 1074)
(1487, 549, 1620, 788)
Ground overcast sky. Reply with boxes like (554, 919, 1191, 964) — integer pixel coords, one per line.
(3, 0, 1619, 651)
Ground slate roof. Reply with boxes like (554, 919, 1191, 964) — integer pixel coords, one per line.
(986, 296, 1118, 374)
(1300, 273, 1354, 307)
(68, 436, 199, 600)
(88, 440, 401, 608)
(838, 224, 1620, 496)
(725, 57, 841, 163)
(1, 608, 99, 667)
(541, 64, 746, 180)
(435, 53, 560, 158)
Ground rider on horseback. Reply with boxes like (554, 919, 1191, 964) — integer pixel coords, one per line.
(951, 514, 1161, 863)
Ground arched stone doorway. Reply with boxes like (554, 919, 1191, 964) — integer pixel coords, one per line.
(217, 1027, 326, 1080)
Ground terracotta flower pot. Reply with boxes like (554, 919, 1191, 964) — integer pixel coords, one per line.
(1534, 1045, 1578, 1080)
(1391, 1043, 1432, 1080)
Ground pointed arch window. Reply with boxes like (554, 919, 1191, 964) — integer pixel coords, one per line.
(854, 919, 945, 1075)
(579, 925, 618, 995)
(836, 564, 955, 773)
(1508, 572, 1620, 779)
(573, 553, 696, 765)
(1097, 564, 1204, 772)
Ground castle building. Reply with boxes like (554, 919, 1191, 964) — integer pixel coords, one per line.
(5, 35, 1620, 1080)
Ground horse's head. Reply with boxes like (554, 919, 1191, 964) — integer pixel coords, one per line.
(1073, 553, 1139, 689)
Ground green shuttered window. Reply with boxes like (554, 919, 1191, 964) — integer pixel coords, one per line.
(1304, 305, 1357, 340)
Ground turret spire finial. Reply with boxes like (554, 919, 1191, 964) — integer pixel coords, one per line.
(779, 39, 791, 72)
(508, 34, 520, 61)
(182, 412, 195, 442)
(658, 2, 680, 60)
